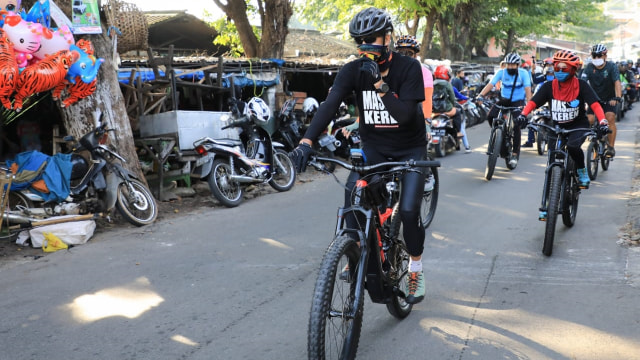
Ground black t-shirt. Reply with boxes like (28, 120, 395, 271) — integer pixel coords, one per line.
(580, 61, 619, 101)
(530, 79, 599, 124)
(304, 52, 426, 154)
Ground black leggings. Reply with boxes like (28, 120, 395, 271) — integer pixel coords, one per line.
(344, 145, 427, 257)
(557, 120, 589, 169)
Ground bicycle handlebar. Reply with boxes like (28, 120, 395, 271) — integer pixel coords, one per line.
(527, 122, 594, 136)
(308, 155, 440, 174)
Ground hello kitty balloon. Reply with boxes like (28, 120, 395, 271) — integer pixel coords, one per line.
(2, 14, 44, 68)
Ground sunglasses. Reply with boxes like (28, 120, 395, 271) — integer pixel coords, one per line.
(591, 54, 604, 58)
(553, 64, 572, 72)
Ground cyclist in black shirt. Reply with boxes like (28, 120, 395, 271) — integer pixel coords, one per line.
(580, 44, 621, 157)
(289, 7, 428, 304)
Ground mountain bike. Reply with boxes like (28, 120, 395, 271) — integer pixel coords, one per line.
(585, 124, 613, 180)
(485, 105, 522, 180)
(531, 105, 552, 156)
(527, 122, 595, 256)
(306, 152, 440, 360)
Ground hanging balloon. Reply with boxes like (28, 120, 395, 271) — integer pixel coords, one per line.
(66, 43, 103, 84)
(0, 0, 20, 13)
(0, 28, 18, 109)
(13, 49, 78, 111)
(2, 14, 44, 68)
(33, 25, 74, 60)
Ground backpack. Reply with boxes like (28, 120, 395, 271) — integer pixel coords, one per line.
(432, 80, 452, 113)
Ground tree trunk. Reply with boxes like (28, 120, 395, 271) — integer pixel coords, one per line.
(436, 15, 451, 60)
(260, 0, 292, 58)
(419, 11, 437, 60)
(59, 27, 145, 183)
(214, 0, 292, 59)
(213, 0, 260, 58)
(504, 28, 516, 56)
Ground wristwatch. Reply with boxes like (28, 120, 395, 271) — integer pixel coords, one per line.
(376, 82, 389, 93)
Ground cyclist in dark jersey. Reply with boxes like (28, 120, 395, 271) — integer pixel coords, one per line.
(580, 44, 621, 157)
(516, 50, 608, 210)
(289, 7, 428, 304)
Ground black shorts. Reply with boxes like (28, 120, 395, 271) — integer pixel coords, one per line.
(586, 101, 617, 115)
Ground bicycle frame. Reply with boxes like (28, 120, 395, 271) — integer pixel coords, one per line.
(333, 174, 402, 304)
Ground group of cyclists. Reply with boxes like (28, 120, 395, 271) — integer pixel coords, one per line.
(288, 6, 627, 306)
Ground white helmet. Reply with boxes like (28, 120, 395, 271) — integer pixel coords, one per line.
(302, 97, 319, 116)
(247, 97, 271, 124)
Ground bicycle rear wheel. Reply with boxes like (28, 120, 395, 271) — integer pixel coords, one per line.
(586, 140, 599, 180)
(421, 165, 439, 229)
(308, 235, 363, 360)
(485, 127, 502, 181)
(536, 130, 547, 155)
(562, 157, 579, 227)
(385, 203, 413, 319)
(543, 166, 562, 256)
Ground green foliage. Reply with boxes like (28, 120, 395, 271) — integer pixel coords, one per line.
(210, 18, 260, 57)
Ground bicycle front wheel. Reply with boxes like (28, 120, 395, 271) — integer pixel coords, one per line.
(421, 165, 439, 229)
(308, 235, 363, 360)
(485, 127, 502, 181)
(562, 157, 579, 227)
(543, 166, 562, 256)
(586, 140, 599, 180)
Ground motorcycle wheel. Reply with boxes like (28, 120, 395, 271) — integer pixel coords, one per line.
(8, 191, 33, 210)
(208, 159, 244, 208)
(116, 179, 158, 226)
(268, 149, 296, 192)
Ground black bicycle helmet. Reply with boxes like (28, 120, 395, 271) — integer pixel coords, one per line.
(591, 44, 607, 56)
(503, 52, 521, 64)
(349, 7, 393, 42)
(395, 35, 420, 53)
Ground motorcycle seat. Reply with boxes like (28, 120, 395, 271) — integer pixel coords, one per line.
(211, 138, 243, 147)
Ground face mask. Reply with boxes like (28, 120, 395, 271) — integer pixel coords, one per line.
(546, 75, 555, 81)
(555, 71, 570, 82)
(357, 43, 392, 71)
(507, 68, 517, 76)
(592, 59, 605, 67)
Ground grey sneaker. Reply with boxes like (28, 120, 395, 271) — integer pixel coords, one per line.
(465, 147, 472, 153)
(424, 174, 435, 192)
(406, 271, 425, 304)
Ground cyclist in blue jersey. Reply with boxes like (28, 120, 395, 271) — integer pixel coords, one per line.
(476, 53, 532, 167)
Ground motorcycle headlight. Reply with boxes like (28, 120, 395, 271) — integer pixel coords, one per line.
(431, 119, 439, 127)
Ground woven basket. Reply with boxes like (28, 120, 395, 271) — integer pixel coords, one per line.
(103, 0, 148, 53)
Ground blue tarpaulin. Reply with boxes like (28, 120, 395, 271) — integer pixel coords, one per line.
(118, 69, 279, 88)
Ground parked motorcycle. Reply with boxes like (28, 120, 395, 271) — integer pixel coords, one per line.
(272, 98, 305, 152)
(192, 97, 296, 208)
(459, 98, 483, 127)
(9, 110, 158, 226)
(429, 113, 460, 157)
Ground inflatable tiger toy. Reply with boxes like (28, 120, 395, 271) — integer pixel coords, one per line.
(53, 77, 97, 107)
(0, 28, 18, 109)
(52, 43, 103, 107)
(13, 49, 78, 111)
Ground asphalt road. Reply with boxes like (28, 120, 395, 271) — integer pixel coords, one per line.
(0, 107, 639, 360)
